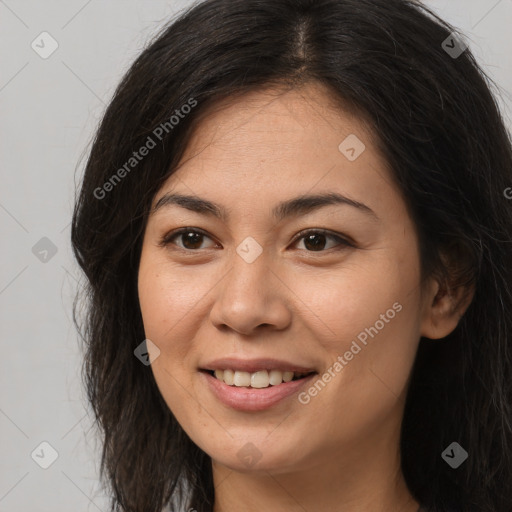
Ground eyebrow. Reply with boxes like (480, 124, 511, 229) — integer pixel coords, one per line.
(152, 191, 379, 222)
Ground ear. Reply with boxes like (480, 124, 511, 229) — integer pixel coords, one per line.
(420, 273, 475, 340)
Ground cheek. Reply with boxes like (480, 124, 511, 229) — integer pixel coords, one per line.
(290, 265, 421, 441)
(137, 255, 206, 420)
(295, 259, 418, 340)
(291, 248, 422, 390)
(138, 253, 213, 343)
(137, 251, 220, 413)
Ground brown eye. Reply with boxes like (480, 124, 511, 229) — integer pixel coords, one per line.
(292, 230, 353, 252)
(160, 228, 353, 253)
(160, 228, 217, 251)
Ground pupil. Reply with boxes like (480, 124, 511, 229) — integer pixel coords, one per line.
(304, 233, 326, 251)
(183, 232, 202, 249)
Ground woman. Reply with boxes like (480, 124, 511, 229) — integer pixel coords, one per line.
(71, 0, 512, 511)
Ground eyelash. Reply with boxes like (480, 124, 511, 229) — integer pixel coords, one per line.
(158, 227, 354, 253)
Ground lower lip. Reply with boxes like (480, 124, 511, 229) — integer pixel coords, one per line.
(200, 371, 317, 411)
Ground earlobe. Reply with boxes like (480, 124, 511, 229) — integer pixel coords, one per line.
(420, 277, 475, 340)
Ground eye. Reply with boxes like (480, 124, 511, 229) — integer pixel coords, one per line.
(159, 227, 354, 253)
(291, 229, 354, 252)
(159, 228, 218, 251)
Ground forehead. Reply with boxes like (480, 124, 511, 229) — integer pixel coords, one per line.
(180, 82, 375, 160)
(153, 82, 398, 219)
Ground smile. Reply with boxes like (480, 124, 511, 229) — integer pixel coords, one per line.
(207, 369, 315, 388)
(199, 369, 318, 411)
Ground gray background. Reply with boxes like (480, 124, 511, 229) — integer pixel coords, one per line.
(1, 1, 511, 510)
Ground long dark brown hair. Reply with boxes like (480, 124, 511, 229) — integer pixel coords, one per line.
(71, 1, 512, 510)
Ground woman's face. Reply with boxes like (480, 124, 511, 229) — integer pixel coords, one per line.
(138, 82, 437, 475)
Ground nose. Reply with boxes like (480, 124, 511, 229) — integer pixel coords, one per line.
(209, 249, 292, 336)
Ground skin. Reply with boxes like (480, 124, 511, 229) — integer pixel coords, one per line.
(137, 82, 472, 512)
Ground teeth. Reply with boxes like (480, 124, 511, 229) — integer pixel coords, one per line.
(233, 371, 251, 387)
(251, 370, 269, 388)
(211, 369, 310, 388)
(222, 369, 234, 386)
(269, 369, 285, 385)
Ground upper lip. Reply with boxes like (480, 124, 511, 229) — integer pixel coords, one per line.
(200, 357, 317, 373)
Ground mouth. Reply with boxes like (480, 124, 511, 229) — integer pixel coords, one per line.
(201, 368, 317, 389)
(199, 368, 318, 411)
